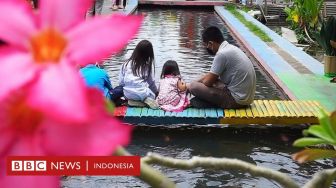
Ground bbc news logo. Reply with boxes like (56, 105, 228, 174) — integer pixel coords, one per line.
(12, 160, 47, 171)
(7, 156, 140, 176)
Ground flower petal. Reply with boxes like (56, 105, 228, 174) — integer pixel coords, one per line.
(0, 133, 56, 188)
(26, 61, 89, 123)
(39, 0, 92, 32)
(66, 15, 143, 66)
(41, 89, 132, 156)
(0, 53, 37, 101)
(0, 128, 15, 157)
(42, 118, 132, 156)
(0, 1, 36, 49)
(0, 175, 59, 188)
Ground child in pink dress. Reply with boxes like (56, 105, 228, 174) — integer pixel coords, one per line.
(156, 60, 190, 112)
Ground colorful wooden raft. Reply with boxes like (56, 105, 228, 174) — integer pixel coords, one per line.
(113, 100, 324, 125)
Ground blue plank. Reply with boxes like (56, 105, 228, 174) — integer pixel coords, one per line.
(176, 111, 184, 117)
(181, 109, 189, 118)
(187, 108, 199, 118)
(171, 111, 178, 117)
(141, 108, 149, 117)
(125, 107, 142, 117)
(199, 108, 206, 118)
(152, 109, 161, 117)
(147, 108, 155, 117)
(204, 109, 210, 117)
(165, 111, 173, 117)
(186, 108, 194, 117)
(159, 109, 165, 117)
(194, 108, 201, 118)
(205, 108, 217, 118)
(216, 108, 224, 117)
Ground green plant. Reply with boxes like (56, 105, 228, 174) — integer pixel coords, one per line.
(285, 0, 323, 29)
(284, 0, 324, 43)
(315, 16, 336, 56)
(241, 6, 251, 13)
(225, 5, 272, 42)
(292, 110, 336, 163)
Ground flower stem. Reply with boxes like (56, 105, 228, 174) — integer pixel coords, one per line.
(142, 152, 300, 188)
(303, 168, 336, 188)
(114, 147, 176, 188)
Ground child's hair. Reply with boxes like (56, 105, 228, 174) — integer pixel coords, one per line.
(160, 60, 180, 79)
(125, 40, 154, 79)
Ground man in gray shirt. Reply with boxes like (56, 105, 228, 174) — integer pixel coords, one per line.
(189, 26, 256, 109)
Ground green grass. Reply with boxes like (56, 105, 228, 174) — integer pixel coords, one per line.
(225, 5, 272, 42)
(241, 6, 251, 13)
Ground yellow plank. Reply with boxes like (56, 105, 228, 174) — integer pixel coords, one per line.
(263, 100, 275, 117)
(235, 109, 241, 118)
(312, 101, 322, 108)
(307, 101, 321, 117)
(229, 109, 236, 118)
(245, 108, 254, 118)
(250, 102, 261, 117)
(224, 109, 230, 118)
(283, 101, 297, 117)
(220, 116, 319, 125)
(256, 100, 269, 117)
(254, 101, 265, 117)
(295, 101, 313, 117)
(274, 100, 288, 117)
(311, 101, 328, 114)
(238, 109, 247, 118)
(302, 101, 318, 117)
(269, 100, 281, 117)
(288, 101, 303, 117)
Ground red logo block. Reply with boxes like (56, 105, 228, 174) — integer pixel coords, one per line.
(7, 156, 140, 176)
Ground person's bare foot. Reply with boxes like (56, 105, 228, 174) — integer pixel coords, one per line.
(110, 5, 118, 10)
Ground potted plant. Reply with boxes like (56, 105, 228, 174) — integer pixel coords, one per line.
(316, 16, 336, 77)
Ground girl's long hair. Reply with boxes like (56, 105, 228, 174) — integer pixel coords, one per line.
(160, 60, 180, 78)
(124, 40, 154, 79)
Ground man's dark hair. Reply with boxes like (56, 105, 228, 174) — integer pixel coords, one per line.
(202, 26, 224, 44)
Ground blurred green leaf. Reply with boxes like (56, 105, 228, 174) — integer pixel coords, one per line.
(105, 99, 115, 114)
(293, 137, 327, 147)
(302, 129, 310, 137)
(319, 110, 336, 141)
(292, 149, 336, 163)
(307, 125, 336, 144)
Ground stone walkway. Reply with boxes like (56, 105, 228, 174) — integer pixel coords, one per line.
(101, 0, 137, 15)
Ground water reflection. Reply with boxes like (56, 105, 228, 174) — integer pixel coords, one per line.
(62, 127, 335, 188)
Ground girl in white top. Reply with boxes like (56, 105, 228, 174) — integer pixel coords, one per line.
(119, 40, 158, 108)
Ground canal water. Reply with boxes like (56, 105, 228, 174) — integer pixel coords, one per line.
(62, 7, 335, 188)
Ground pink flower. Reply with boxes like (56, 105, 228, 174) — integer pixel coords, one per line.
(0, 0, 142, 123)
(0, 88, 132, 188)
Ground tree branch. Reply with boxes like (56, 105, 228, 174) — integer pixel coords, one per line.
(304, 26, 316, 44)
(114, 147, 176, 188)
(142, 152, 300, 188)
(303, 168, 336, 188)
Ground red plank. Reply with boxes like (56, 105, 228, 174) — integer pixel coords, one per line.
(113, 106, 127, 117)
